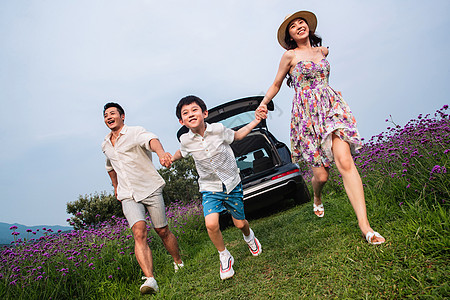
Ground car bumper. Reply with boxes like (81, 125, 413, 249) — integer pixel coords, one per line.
(243, 172, 300, 199)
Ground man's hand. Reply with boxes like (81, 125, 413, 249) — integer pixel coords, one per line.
(159, 152, 173, 168)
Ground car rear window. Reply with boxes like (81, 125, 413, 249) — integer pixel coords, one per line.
(231, 133, 277, 178)
(218, 111, 254, 129)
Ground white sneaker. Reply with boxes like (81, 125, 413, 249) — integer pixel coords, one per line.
(140, 276, 159, 294)
(173, 261, 184, 272)
(244, 229, 262, 256)
(219, 251, 234, 280)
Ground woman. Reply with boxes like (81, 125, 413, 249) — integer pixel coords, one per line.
(256, 11, 385, 244)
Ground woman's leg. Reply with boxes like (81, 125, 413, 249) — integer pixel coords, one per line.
(331, 134, 385, 243)
(311, 166, 329, 216)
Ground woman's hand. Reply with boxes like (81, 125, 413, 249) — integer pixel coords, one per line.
(256, 104, 268, 120)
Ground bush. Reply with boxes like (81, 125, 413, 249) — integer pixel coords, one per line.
(66, 192, 123, 229)
(158, 156, 201, 204)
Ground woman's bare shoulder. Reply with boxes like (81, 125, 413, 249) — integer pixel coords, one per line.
(282, 49, 296, 60)
(318, 46, 329, 57)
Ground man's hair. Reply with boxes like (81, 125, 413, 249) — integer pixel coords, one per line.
(176, 95, 207, 120)
(103, 102, 125, 116)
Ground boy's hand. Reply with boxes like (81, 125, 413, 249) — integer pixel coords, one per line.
(171, 149, 183, 163)
(256, 104, 268, 120)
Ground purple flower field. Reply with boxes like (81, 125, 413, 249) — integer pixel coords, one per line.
(300, 105, 449, 205)
(0, 199, 203, 291)
(356, 105, 449, 203)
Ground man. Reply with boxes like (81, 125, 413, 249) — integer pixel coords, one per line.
(101, 102, 183, 294)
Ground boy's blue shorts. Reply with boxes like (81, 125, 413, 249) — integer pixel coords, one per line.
(201, 183, 245, 220)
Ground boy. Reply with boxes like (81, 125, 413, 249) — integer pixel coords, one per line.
(171, 95, 263, 280)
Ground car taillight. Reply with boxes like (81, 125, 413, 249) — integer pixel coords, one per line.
(271, 168, 299, 180)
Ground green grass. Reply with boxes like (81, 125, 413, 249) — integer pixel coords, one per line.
(2, 193, 448, 299)
(112, 193, 447, 299)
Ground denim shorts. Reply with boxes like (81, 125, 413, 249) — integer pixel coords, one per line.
(121, 187, 168, 229)
(201, 183, 245, 220)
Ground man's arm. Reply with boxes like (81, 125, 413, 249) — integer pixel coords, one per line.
(234, 118, 261, 141)
(108, 169, 119, 200)
(149, 138, 172, 167)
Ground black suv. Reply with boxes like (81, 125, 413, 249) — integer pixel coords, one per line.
(177, 96, 311, 213)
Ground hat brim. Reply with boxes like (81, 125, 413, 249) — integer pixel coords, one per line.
(277, 11, 317, 50)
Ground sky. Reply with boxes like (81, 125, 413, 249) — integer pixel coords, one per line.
(1, 0, 449, 227)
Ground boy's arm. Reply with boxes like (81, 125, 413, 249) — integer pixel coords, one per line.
(171, 149, 183, 162)
(149, 138, 172, 167)
(234, 117, 261, 141)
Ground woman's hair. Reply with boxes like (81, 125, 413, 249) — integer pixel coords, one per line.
(285, 17, 322, 87)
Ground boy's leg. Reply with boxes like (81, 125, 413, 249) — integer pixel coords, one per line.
(231, 217, 250, 236)
(206, 213, 235, 280)
(232, 216, 262, 256)
(204, 213, 225, 251)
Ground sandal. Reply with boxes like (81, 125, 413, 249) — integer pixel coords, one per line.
(313, 203, 324, 218)
(365, 231, 385, 245)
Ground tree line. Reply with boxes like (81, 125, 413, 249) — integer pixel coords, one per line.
(67, 157, 200, 229)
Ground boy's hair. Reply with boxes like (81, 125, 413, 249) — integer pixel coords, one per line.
(103, 102, 125, 116)
(176, 95, 207, 120)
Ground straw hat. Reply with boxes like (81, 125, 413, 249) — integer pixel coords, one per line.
(277, 10, 317, 49)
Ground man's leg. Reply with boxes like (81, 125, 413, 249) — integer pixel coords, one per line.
(131, 220, 154, 277)
(154, 225, 183, 264)
(144, 188, 183, 265)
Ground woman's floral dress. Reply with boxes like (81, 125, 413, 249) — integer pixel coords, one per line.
(290, 58, 362, 167)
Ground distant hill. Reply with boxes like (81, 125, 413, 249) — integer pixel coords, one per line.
(0, 222, 73, 245)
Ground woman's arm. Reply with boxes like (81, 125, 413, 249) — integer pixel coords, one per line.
(260, 50, 294, 108)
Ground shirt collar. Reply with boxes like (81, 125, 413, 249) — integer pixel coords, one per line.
(104, 124, 128, 141)
(187, 122, 211, 138)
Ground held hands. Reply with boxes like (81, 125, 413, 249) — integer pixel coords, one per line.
(159, 152, 173, 168)
(255, 104, 268, 120)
